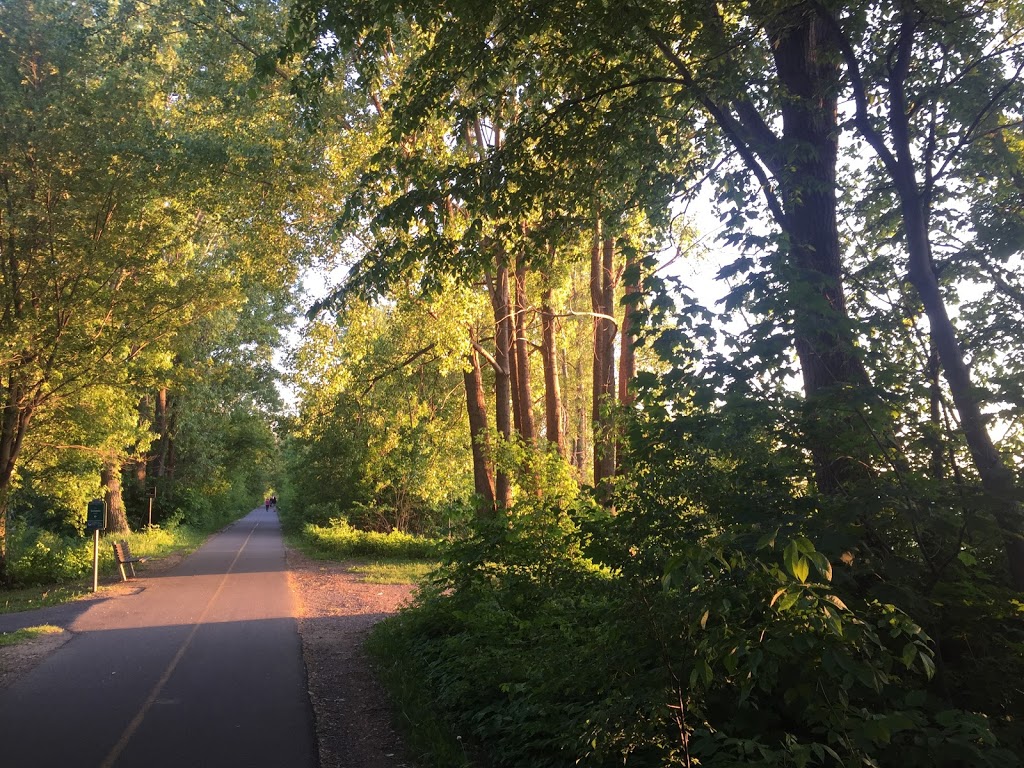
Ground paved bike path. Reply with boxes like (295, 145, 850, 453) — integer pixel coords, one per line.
(0, 507, 317, 768)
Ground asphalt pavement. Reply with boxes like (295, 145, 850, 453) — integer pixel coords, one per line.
(0, 506, 317, 768)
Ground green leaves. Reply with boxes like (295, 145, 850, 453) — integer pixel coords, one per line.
(782, 537, 830, 584)
(783, 539, 808, 582)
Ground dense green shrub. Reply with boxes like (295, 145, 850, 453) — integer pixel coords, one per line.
(370, 503, 1019, 768)
(7, 527, 93, 586)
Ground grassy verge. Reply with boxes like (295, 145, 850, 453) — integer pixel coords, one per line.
(289, 520, 440, 585)
(348, 560, 437, 584)
(0, 624, 63, 647)
(366, 616, 473, 768)
(0, 523, 211, 615)
(0, 584, 93, 614)
(298, 521, 441, 560)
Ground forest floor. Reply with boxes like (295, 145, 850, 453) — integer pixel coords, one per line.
(286, 545, 419, 768)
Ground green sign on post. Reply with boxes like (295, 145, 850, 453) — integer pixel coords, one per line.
(86, 499, 106, 593)
(86, 499, 106, 532)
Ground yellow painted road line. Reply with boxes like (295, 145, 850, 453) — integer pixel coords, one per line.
(99, 522, 260, 768)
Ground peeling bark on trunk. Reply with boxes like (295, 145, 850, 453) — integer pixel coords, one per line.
(102, 455, 130, 535)
(541, 287, 566, 457)
(464, 344, 496, 515)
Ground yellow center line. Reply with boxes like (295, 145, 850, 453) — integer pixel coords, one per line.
(100, 521, 260, 768)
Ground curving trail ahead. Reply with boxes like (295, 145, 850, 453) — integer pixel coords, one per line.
(0, 507, 317, 768)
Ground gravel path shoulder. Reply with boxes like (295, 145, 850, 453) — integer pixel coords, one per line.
(285, 546, 418, 768)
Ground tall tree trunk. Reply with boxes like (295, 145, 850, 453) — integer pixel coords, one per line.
(564, 350, 587, 472)
(487, 252, 513, 508)
(829, 4, 1024, 588)
(0, 377, 34, 583)
(768, 13, 874, 494)
(0, 487, 9, 585)
(509, 307, 524, 439)
(464, 343, 496, 515)
(616, 250, 639, 474)
(541, 286, 566, 457)
(591, 219, 606, 487)
(102, 455, 130, 535)
(132, 394, 151, 491)
(166, 399, 178, 481)
(591, 224, 617, 493)
(655, 10, 876, 495)
(901, 186, 1024, 589)
(927, 338, 944, 481)
(154, 387, 170, 477)
(618, 251, 638, 407)
(513, 262, 536, 443)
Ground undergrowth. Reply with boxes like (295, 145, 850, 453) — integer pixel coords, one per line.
(296, 520, 441, 561)
(367, 503, 1021, 768)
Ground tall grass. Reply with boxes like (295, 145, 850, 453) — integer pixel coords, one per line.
(298, 520, 442, 561)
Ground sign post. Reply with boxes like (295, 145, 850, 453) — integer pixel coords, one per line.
(86, 499, 107, 592)
(146, 486, 156, 529)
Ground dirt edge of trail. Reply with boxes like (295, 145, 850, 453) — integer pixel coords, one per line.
(0, 630, 72, 689)
(286, 546, 418, 768)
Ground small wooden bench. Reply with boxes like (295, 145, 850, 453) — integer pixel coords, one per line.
(112, 540, 148, 581)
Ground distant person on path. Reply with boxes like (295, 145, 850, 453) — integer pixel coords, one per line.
(265, 497, 271, 511)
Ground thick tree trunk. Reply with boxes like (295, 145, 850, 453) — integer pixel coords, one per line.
(487, 254, 513, 509)
(541, 287, 566, 457)
(655, 9, 878, 494)
(513, 262, 536, 442)
(464, 344, 496, 515)
(769, 14, 874, 494)
(0, 378, 34, 583)
(102, 455, 130, 535)
(601, 235, 617, 402)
